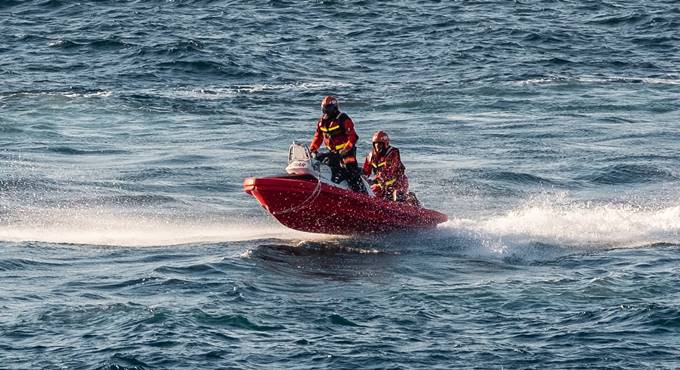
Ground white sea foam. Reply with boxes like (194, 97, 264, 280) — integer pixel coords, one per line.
(446, 112, 525, 123)
(0, 90, 113, 100)
(47, 40, 65, 47)
(62, 91, 113, 98)
(517, 74, 680, 86)
(150, 81, 352, 100)
(2, 81, 350, 103)
(234, 81, 352, 93)
(577, 75, 680, 86)
(151, 88, 237, 100)
(0, 210, 321, 247)
(443, 196, 680, 254)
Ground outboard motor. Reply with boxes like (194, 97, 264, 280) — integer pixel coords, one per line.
(285, 142, 315, 176)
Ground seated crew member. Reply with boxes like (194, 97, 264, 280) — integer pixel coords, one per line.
(310, 96, 366, 193)
(362, 130, 409, 202)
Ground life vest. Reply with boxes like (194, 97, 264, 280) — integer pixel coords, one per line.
(318, 112, 353, 152)
(369, 147, 405, 188)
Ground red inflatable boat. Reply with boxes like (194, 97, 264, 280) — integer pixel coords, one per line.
(243, 144, 448, 235)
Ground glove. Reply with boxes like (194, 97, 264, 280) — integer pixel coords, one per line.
(310, 151, 318, 160)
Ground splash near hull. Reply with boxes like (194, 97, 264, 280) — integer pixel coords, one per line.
(243, 176, 448, 235)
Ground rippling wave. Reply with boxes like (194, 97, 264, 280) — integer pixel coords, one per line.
(2, 0, 680, 368)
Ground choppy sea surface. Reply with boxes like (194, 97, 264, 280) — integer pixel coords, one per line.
(2, 1, 680, 368)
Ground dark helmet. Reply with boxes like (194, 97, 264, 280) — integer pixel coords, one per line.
(321, 95, 338, 115)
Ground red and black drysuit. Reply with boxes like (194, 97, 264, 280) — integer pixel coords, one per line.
(310, 111, 366, 193)
(362, 145, 409, 201)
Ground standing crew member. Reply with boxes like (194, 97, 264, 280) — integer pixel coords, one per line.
(310, 96, 366, 193)
(363, 130, 409, 201)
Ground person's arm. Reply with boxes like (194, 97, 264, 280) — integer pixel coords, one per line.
(309, 120, 323, 153)
(362, 154, 372, 177)
(339, 116, 357, 153)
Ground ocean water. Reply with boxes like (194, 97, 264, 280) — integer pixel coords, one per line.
(1, 0, 680, 368)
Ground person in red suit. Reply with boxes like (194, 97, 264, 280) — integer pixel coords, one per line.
(362, 130, 409, 201)
(310, 96, 366, 193)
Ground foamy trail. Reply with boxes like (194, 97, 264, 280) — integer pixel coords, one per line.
(444, 198, 680, 250)
(0, 209, 322, 247)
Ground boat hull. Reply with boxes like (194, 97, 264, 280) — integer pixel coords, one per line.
(243, 176, 448, 235)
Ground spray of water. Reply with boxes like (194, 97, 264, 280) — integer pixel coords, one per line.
(443, 195, 680, 254)
(0, 207, 321, 247)
(1, 192, 678, 251)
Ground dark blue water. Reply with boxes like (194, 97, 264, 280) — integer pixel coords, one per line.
(2, 1, 680, 368)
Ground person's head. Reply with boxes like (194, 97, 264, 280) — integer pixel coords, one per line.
(321, 96, 338, 117)
(372, 130, 390, 155)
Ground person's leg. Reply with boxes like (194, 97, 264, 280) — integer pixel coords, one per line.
(341, 148, 367, 193)
(345, 163, 367, 193)
(324, 152, 343, 183)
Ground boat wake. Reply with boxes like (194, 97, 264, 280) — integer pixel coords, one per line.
(2, 195, 678, 259)
(432, 197, 680, 262)
(0, 208, 320, 247)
